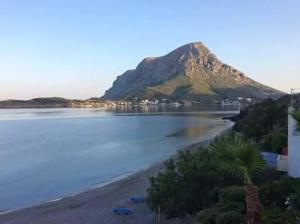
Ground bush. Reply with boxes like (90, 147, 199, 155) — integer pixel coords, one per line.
(252, 167, 282, 186)
(259, 176, 300, 223)
(260, 176, 300, 209)
(262, 129, 287, 153)
(232, 97, 288, 152)
(196, 202, 245, 224)
(216, 211, 244, 224)
(195, 186, 246, 224)
(146, 149, 242, 218)
(262, 208, 300, 224)
(219, 186, 246, 203)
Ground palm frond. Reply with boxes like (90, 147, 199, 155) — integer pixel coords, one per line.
(209, 134, 266, 184)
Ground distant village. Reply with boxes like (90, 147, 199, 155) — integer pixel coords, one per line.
(0, 96, 254, 109)
(83, 97, 254, 108)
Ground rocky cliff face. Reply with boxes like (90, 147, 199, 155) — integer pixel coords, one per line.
(103, 42, 283, 102)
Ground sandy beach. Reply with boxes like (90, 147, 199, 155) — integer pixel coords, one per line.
(0, 121, 233, 224)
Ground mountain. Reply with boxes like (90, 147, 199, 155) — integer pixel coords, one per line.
(103, 42, 284, 103)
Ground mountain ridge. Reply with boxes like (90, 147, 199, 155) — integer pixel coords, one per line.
(0, 97, 106, 109)
(103, 42, 284, 102)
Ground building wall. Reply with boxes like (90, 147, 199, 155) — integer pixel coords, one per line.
(288, 107, 300, 177)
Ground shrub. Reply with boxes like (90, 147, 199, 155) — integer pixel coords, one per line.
(259, 176, 300, 223)
(215, 211, 244, 224)
(262, 129, 287, 153)
(219, 186, 246, 203)
(260, 176, 300, 209)
(252, 167, 282, 187)
(233, 97, 288, 152)
(195, 186, 246, 224)
(146, 148, 242, 218)
(262, 208, 300, 224)
(196, 202, 245, 224)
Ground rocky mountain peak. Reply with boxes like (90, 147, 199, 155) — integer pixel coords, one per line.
(103, 42, 283, 102)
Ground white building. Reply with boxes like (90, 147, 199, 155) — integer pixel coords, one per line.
(245, 98, 252, 103)
(288, 107, 300, 177)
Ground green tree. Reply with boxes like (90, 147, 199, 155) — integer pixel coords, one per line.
(208, 134, 266, 224)
(291, 108, 300, 133)
(146, 149, 241, 219)
(262, 128, 287, 153)
(233, 97, 289, 152)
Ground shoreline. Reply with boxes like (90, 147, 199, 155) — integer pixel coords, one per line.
(0, 109, 239, 122)
(0, 121, 234, 224)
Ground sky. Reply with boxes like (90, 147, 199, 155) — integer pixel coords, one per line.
(0, 0, 299, 100)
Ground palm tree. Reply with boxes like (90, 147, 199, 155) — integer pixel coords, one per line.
(291, 108, 300, 133)
(208, 134, 266, 224)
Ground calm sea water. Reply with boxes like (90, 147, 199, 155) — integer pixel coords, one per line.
(0, 108, 235, 211)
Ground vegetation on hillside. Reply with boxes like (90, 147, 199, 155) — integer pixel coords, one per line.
(232, 97, 289, 153)
(232, 94, 300, 153)
(147, 134, 300, 223)
(0, 97, 106, 109)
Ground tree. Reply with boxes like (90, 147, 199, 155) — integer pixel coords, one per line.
(232, 97, 289, 152)
(291, 108, 300, 133)
(208, 134, 266, 224)
(146, 149, 241, 219)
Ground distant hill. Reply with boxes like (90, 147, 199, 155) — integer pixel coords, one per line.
(103, 42, 284, 103)
(231, 94, 300, 154)
(0, 97, 105, 109)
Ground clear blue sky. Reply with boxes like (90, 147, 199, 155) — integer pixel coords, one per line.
(0, 0, 299, 100)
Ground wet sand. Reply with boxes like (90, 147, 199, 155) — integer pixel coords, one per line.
(0, 121, 233, 224)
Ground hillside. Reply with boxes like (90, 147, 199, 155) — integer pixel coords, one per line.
(0, 97, 105, 109)
(231, 94, 300, 153)
(103, 42, 284, 103)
